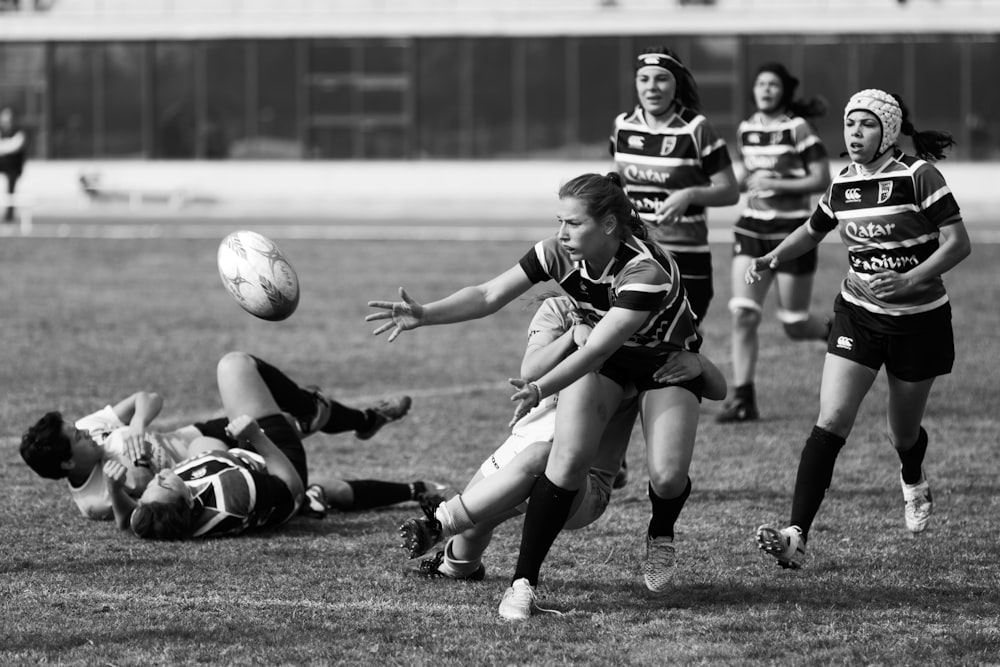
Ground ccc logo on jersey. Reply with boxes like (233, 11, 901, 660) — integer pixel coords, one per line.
(844, 188, 862, 203)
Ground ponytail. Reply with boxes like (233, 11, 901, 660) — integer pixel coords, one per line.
(894, 94, 955, 161)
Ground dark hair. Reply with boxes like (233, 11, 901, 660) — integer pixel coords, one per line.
(130, 499, 194, 540)
(637, 46, 701, 112)
(753, 62, 826, 119)
(893, 93, 955, 161)
(20, 411, 72, 480)
(558, 172, 648, 240)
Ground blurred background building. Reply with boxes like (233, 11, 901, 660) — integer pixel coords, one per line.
(0, 0, 998, 162)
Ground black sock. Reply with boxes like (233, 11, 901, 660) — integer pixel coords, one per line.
(250, 356, 317, 421)
(344, 480, 412, 510)
(511, 475, 578, 587)
(256, 413, 308, 487)
(250, 356, 369, 433)
(789, 425, 846, 542)
(321, 404, 370, 434)
(735, 383, 755, 404)
(899, 427, 928, 485)
(647, 477, 691, 539)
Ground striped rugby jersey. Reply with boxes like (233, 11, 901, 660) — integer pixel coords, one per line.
(518, 235, 701, 357)
(808, 150, 962, 317)
(611, 105, 733, 253)
(737, 113, 828, 237)
(174, 449, 294, 538)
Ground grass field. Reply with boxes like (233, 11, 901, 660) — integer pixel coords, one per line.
(1, 224, 998, 666)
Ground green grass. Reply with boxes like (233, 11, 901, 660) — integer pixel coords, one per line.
(1, 233, 998, 666)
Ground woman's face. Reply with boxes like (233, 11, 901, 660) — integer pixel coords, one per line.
(635, 66, 677, 116)
(139, 469, 192, 506)
(753, 72, 784, 114)
(556, 196, 615, 265)
(844, 110, 882, 163)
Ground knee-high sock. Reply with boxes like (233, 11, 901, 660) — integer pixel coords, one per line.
(344, 480, 414, 510)
(511, 475, 577, 587)
(251, 355, 368, 432)
(647, 477, 691, 539)
(789, 425, 846, 541)
(898, 426, 928, 485)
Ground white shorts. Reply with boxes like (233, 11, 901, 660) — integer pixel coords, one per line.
(477, 431, 615, 531)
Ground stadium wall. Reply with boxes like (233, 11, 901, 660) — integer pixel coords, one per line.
(17, 160, 1000, 227)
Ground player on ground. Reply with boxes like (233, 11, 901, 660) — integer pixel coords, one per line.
(101, 352, 441, 538)
(750, 89, 971, 569)
(718, 63, 832, 423)
(19, 353, 419, 521)
(368, 172, 719, 620)
(611, 46, 740, 325)
(398, 295, 725, 582)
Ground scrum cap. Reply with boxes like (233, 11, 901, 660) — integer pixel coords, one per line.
(844, 89, 902, 156)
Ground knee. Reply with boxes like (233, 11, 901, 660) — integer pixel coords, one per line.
(777, 310, 813, 339)
(216, 351, 255, 378)
(728, 297, 762, 330)
(648, 469, 688, 498)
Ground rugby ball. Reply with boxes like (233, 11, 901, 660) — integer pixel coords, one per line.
(217, 230, 300, 321)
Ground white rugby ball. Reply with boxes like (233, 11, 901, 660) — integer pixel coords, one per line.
(217, 230, 300, 321)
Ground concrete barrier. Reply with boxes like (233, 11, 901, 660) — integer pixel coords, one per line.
(14, 160, 1000, 227)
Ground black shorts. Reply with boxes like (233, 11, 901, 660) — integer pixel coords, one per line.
(670, 250, 713, 324)
(598, 348, 705, 402)
(827, 297, 954, 381)
(732, 229, 818, 276)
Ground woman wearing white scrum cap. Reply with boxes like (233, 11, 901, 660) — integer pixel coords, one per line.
(745, 88, 972, 569)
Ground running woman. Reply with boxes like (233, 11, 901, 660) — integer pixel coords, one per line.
(718, 63, 832, 423)
(611, 46, 740, 325)
(749, 89, 971, 569)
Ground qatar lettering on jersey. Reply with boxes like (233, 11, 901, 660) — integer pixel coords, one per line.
(518, 235, 701, 357)
(174, 450, 290, 537)
(611, 105, 733, 252)
(807, 150, 962, 316)
(737, 113, 828, 238)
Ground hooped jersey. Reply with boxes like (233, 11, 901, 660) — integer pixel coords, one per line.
(518, 235, 701, 359)
(611, 105, 734, 252)
(68, 407, 202, 520)
(807, 150, 962, 318)
(737, 113, 828, 236)
(173, 449, 295, 538)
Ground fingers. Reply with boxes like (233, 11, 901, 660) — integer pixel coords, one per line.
(372, 321, 396, 336)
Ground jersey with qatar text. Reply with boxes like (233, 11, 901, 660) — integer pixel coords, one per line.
(174, 450, 294, 537)
(519, 235, 701, 358)
(808, 150, 962, 317)
(737, 113, 827, 237)
(611, 105, 733, 252)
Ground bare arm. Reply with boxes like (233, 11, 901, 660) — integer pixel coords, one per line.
(746, 222, 827, 283)
(870, 221, 972, 300)
(367, 266, 534, 342)
(110, 391, 164, 428)
(104, 460, 138, 531)
(226, 416, 305, 505)
(657, 165, 741, 225)
(651, 351, 728, 401)
(520, 326, 581, 380)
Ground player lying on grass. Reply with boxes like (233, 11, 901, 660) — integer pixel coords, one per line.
(19, 352, 431, 522)
(99, 352, 446, 539)
(398, 295, 726, 581)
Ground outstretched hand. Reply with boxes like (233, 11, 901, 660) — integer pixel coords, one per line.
(508, 378, 541, 428)
(745, 255, 779, 285)
(366, 287, 425, 343)
(652, 350, 702, 385)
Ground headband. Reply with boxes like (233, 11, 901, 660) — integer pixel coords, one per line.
(636, 53, 684, 73)
(844, 89, 902, 156)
